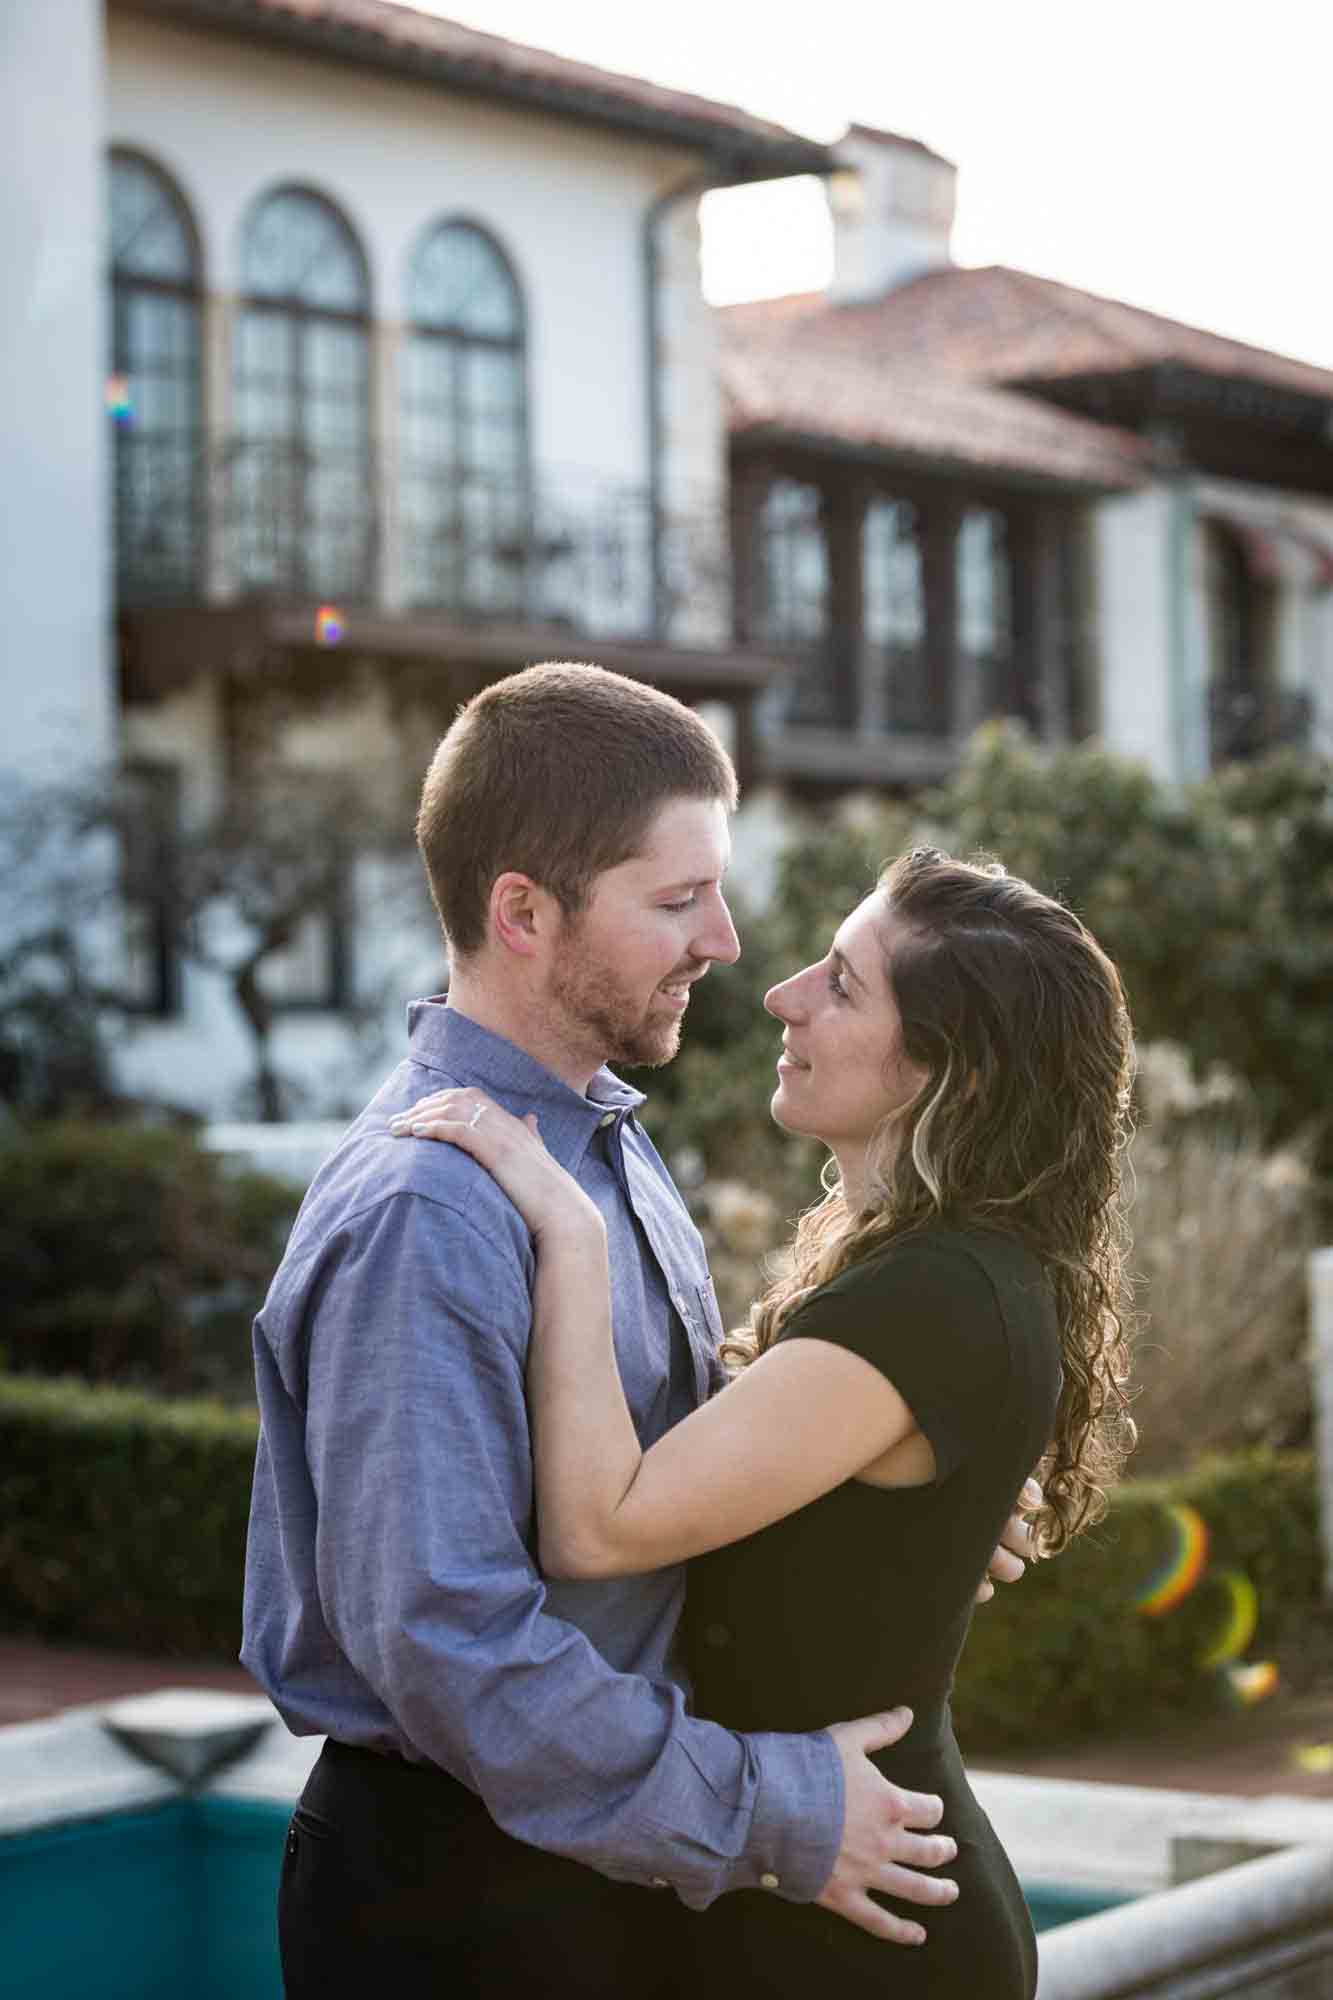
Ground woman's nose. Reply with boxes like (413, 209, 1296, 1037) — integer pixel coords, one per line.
(764, 975, 801, 1021)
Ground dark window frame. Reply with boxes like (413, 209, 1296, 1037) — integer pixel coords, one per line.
(400, 215, 532, 615)
(232, 183, 376, 602)
(107, 147, 206, 606)
(118, 758, 183, 1019)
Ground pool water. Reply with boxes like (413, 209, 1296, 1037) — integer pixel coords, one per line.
(1, 1799, 1130, 1998)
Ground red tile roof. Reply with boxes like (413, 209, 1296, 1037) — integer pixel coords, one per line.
(721, 299, 1150, 492)
(120, 0, 834, 169)
(727, 265, 1333, 399)
(721, 263, 1333, 488)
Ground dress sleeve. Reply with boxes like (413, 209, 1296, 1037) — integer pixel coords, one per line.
(775, 1240, 1011, 1482)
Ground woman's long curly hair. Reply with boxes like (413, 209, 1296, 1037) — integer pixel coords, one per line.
(724, 847, 1137, 1553)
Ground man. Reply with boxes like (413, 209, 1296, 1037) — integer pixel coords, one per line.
(243, 663, 1035, 1995)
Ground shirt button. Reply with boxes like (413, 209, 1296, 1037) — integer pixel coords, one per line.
(760, 1872, 780, 1891)
(703, 1622, 732, 1648)
(598, 1111, 616, 1129)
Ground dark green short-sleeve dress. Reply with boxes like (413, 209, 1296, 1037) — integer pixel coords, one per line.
(679, 1225, 1063, 1998)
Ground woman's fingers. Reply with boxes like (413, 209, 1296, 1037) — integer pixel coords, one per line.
(388, 1088, 532, 1148)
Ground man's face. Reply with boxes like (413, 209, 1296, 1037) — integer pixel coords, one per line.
(546, 797, 739, 1070)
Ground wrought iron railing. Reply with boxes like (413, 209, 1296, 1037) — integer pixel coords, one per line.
(1209, 680, 1314, 763)
(113, 435, 730, 644)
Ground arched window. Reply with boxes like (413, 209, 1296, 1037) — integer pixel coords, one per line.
(400, 221, 528, 613)
(232, 187, 373, 599)
(863, 498, 927, 731)
(107, 150, 203, 603)
(956, 507, 1013, 724)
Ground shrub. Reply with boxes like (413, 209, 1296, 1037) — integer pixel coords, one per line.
(1123, 1047, 1319, 1474)
(760, 729, 1332, 1168)
(0, 1121, 299, 1400)
(952, 1449, 1325, 1749)
(0, 1372, 257, 1657)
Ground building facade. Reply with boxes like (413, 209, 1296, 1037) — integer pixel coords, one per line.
(5, 2, 1330, 1120)
(725, 124, 1333, 795)
(5, 0, 830, 1115)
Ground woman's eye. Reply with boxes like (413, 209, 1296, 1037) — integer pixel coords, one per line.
(663, 897, 696, 914)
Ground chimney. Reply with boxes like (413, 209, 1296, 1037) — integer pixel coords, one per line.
(827, 124, 957, 305)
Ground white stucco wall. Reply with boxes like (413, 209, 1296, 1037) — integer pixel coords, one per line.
(1092, 488, 1180, 779)
(1, 0, 114, 786)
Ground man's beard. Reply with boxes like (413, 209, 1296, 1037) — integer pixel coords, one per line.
(548, 930, 689, 1070)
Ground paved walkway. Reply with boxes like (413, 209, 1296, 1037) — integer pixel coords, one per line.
(5, 1634, 1333, 1802)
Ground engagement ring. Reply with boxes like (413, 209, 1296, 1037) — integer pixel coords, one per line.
(466, 1104, 486, 1130)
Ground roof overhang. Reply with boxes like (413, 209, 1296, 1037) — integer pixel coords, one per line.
(729, 422, 1142, 500)
(1016, 363, 1333, 441)
(110, 0, 836, 181)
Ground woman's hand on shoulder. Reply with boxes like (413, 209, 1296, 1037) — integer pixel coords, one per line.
(389, 1088, 602, 1244)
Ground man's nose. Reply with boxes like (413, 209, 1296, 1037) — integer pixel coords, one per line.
(694, 893, 740, 966)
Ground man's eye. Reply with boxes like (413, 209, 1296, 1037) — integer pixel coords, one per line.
(828, 967, 849, 998)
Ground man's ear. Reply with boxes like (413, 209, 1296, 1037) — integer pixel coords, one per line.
(490, 872, 559, 958)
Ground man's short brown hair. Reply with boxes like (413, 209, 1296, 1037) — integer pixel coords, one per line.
(416, 662, 738, 958)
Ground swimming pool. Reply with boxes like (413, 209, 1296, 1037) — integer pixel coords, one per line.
(1, 1798, 1131, 1999)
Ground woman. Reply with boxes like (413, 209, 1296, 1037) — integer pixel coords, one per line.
(393, 847, 1135, 1996)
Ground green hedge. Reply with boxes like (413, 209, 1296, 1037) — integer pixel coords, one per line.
(3, 1372, 1324, 1748)
(0, 1373, 257, 1657)
(0, 1119, 298, 1399)
(953, 1449, 1325, 1748)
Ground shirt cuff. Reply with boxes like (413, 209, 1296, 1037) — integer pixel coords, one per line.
(726, 1727, 844, 1904)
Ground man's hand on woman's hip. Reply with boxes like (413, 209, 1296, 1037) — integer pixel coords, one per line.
(816, 1708, 958, 1944)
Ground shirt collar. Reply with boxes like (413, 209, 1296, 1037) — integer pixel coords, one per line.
(405, 997, 645, 1171)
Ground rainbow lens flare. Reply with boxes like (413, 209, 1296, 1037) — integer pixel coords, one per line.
(314, 605, 344, 647)
(1223, 1660, 1279, 1707)
(105, 373, 133, 425)
(1135, 1502, 1210, 1617)
(1198, 1570, 1259, 1669)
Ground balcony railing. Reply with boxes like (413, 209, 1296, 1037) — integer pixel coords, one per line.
(113, 434, 730, 646)
(1209, 680, 1314, 763)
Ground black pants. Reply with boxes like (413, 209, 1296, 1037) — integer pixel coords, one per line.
(278, 1739, 687, 1998)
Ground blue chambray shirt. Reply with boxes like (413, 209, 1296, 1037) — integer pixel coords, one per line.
(242, 1001, 842, 1907)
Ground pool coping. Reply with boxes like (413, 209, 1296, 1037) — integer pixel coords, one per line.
(5, 1689, 1333, 1901)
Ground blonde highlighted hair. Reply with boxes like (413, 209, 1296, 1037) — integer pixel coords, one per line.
(725, 848, 1136, 1553)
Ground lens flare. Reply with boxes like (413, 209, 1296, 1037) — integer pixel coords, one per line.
(1198, 1569, 1259, 1669)
(105, 373, 133, 426)
(1135, 1502, 1209, 1617)
(1223, 1660, 1279, 1707)
(314, 605, 344, 647)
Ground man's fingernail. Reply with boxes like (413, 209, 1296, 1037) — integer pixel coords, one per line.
(1022, 1480, 1042, 1504)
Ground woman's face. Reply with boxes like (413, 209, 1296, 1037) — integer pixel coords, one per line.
(765, 890, 929, 1163)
